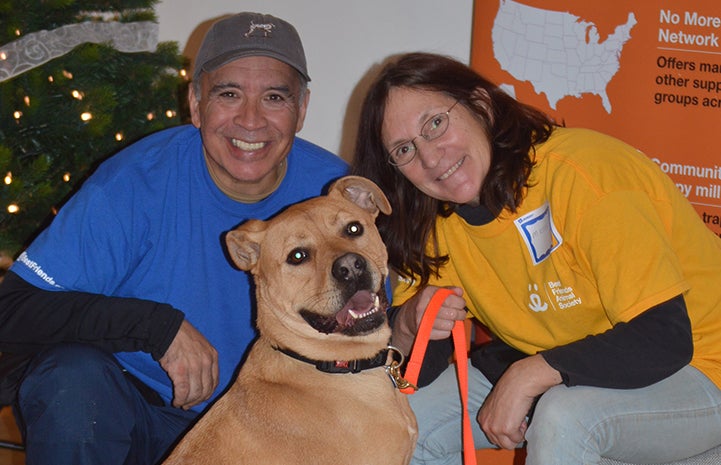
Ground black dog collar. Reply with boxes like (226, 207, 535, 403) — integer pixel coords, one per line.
(274, 346, 391, 374)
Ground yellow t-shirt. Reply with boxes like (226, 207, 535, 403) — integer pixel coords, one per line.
(394, 127, 721, 389)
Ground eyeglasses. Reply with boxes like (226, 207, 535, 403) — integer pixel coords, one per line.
(387, 100, 460, 167)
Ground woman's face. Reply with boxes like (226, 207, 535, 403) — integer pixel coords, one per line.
(381, 87, 491, 205)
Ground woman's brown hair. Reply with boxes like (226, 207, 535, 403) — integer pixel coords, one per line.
(351, 52, 556, 286)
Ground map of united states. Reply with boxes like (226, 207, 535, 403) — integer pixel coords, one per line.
(492, 0, 637, 113)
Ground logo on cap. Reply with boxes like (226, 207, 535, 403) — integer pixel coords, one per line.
(245, 21, 275, 38)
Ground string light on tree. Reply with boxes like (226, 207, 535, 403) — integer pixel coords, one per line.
(0, 1, 188, 256)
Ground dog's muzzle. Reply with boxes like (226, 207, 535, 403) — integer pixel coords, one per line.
(300, 289, 387, 336)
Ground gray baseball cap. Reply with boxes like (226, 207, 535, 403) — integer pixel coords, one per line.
(193, 12, 310, 83)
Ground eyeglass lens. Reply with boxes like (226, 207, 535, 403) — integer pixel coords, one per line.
(388, 100, 458, 166)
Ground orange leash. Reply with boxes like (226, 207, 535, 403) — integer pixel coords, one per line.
(400, 288, 476, 465)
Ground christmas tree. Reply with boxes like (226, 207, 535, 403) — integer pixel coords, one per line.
(0, 0, 188, 260)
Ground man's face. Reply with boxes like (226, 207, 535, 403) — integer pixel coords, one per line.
(189, 56, 309, 198)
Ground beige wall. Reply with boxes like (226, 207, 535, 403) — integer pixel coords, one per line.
(156, 0, 474, 160)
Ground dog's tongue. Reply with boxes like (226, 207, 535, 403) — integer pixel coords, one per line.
(336, 290, 376, 328)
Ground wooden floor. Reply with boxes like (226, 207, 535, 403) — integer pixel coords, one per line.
(0, 407, 23, 465)
(476, 447, 526, 464)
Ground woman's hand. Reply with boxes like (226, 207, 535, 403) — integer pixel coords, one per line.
(477, 354, 562, 449)
(391, 286, 467, 354)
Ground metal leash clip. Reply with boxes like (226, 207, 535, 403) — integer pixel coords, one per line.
(384, 345, 418, 392)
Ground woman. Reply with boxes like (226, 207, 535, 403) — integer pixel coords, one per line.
(351, 52, 721, 465)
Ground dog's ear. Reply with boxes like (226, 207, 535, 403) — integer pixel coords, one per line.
(329, 175, 392, 217)
(225, 220, 267, 271)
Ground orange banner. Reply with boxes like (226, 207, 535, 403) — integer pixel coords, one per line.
(472, 0, 721, 237)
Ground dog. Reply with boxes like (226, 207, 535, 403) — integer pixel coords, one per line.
(163, 175, 417, 465)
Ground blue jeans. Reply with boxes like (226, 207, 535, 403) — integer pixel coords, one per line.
(15, 344, 197, 465)
(409, 362, 721, 465)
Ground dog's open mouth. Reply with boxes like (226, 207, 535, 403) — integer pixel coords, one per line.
(300, 290, 387, 336)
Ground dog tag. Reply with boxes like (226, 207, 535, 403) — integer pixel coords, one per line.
(386, 361, 417, 392)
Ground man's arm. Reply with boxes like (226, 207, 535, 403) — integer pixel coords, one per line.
(0, 270, 184, 360)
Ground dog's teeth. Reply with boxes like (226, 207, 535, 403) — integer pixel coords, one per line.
(349, 307, 379, 320)
(346, 295, 383, 321)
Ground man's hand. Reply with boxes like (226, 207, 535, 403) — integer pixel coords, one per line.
(477, 354, 562, 449)
(392, 286, 466, 354)
(159, 319, 219, 410)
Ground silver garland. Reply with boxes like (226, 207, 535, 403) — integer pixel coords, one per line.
(0, 21, 159, 82)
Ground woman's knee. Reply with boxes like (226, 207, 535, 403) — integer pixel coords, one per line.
(526, 385, 591, 444)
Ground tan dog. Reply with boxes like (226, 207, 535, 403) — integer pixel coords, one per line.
(163, 176, 417, 465)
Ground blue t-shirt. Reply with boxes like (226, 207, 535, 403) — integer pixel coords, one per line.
(11, 125, 348, 411)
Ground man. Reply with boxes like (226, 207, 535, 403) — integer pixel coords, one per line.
(0, 12, 348, 464)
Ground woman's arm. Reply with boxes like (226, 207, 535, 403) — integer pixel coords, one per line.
(389, 286, 467, 386)
(541, 294, 692, 388)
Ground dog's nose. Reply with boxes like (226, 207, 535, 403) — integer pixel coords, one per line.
(332, 253, 367, 282)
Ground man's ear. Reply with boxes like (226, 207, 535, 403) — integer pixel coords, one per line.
(295, 88, 311, 133)
(188, 83, 201, 128)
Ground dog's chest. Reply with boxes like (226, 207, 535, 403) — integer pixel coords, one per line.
(227, 348, 417, 463)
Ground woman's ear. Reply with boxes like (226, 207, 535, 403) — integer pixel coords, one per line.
(471, 87, 494, 126)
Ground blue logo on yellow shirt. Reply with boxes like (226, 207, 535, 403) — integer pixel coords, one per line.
(514, 202, 562, 265)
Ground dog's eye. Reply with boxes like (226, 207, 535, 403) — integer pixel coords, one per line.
(345, 221, 363, 237)
(287, 248, 309, 265)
